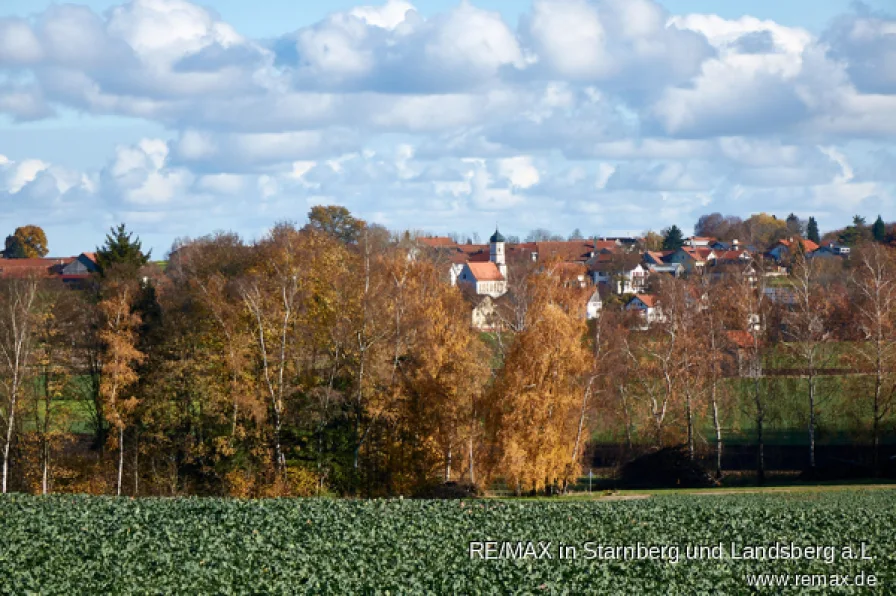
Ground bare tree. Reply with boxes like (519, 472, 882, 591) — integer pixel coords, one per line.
(785, 247, 831, 470)
(851, 244, 896, 472)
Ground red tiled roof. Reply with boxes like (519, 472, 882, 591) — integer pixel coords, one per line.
(418, 237, 456, 248)
(777, 238, 819, 253)
(466, 262, 505, 282)
(717, 250, 749, 261)
(633, 294, 657, 308)
(726, 330, 759, 349)
(0, 257, 75, 278)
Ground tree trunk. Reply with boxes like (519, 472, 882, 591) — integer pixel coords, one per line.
(445, 446, 452, 483)
(754, 377, 765, 485)
(468, 435, 475, 486)
(117, 426, 124, 497)
(685, 390, 694, 461)
(2, 390, 16, 494)
(807, 371, 816, 469)
(134, 432, 139, 497)
(42, 441, 49, 495)
(712, 397, 722, 478)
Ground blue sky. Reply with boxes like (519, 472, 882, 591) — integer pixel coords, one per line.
(2, 0, 895, 255)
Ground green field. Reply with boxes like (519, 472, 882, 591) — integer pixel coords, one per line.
(1, 490, 894, 593)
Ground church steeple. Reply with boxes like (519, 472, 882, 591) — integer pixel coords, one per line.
(489, 226, 507, 279)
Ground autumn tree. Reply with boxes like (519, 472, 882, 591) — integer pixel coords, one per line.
(98, 280, 145, 496)
(486, 273, 591, 494)
(26, 281, 77, 494)
(0, 277, 39, 493)
(306, 205, 366, 244)
(3, 225, 49, 258)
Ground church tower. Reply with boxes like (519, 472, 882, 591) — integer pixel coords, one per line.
(490, 227, 507, 279)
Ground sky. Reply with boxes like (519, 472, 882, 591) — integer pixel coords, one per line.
(1, 0, 896, 255)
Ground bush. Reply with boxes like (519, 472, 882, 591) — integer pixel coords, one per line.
(617, 445, 718, 489)
(411, 481, 481, 499)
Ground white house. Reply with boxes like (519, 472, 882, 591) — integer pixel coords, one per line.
(626, 294, 664, 326)
(586, 289, 602, 320)
(589, 256, 647, 295)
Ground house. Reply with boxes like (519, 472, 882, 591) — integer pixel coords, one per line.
(643, 251, 673, 265)
(60, 252, 100, 275)
(586, 288, 602, 320)
(665, 247, 716, 272)
(646, 263, 684, 278)
(809, 242, 850, 259)
(470, 295, 501, 331)
(588, 254, 647, 294)
(767, 237, 819, 263)
(684, 236, 714, 247)
(625, 294, 664, 326)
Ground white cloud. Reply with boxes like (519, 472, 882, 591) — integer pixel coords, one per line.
(7, 159, 51, 193)
(349, 0, 415, 29)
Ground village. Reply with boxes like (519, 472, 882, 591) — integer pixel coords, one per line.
(417, 225, 850, 332)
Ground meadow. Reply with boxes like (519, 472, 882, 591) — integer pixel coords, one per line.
(1, 489, 894, 593)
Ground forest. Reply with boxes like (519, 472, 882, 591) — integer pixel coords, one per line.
(0, 207, 895, 498)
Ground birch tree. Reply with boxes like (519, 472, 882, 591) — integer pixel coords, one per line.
(0, 277, 39, 493)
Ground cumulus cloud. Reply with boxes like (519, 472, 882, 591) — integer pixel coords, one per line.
(1, 0, 895, 253)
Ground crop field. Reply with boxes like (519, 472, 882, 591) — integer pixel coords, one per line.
(1, 491, 895, 594)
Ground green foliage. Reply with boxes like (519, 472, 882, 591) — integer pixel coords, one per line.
(806, 217, 820, 244)
(306, 205, 365, 244)
(96, 223, 151, 275)
(872, 216, 886, 243)
(1, 492, 894, 592)
(661, 225, 684, 251)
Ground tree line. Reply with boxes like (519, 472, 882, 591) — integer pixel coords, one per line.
(1, 208, 896, 497)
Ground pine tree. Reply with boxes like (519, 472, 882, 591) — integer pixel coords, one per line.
(872, 215, 886, 243)
(785, 213, 803, 236)
(806, 217, 820, 244)
(96, 224, 151, 276)
(662, 225, 685, 251)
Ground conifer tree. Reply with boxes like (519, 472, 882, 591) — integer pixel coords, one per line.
(96, 224, 151, 276)
(662, 225, 684, 251)
(872, 215, 886, 243)
(806, 217, 820, 244)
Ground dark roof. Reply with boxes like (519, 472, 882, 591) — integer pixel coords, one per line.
(490, 228, 506, 243)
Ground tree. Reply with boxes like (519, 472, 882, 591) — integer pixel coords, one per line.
(807, 217, 821, 244)
(642, 230, 664, 252)
(3, 226, 49, 258)
(568, 228, 584, 240)
(786, 246, 831, 471)
(872, 216, 886, 243)
(98, 281, 145, 496)
(306, 205, 365, 244)
(850, 244, 896, 472)
(0, 278, 39, 493)
(485, 273, 591, 494)
(96, 224, 151, 276)
(786, 213, 803, 236)
(661, 225, 684, 251)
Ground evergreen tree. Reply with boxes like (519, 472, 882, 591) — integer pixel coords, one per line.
(96, 224, 151, 276)
(806, 217, 820, 244)
(872, 215, 886, 243)
(785, 213, 803, 236)
(662, 225, 685, 251)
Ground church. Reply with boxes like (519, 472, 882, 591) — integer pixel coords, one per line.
(455, 229, 508, 298)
